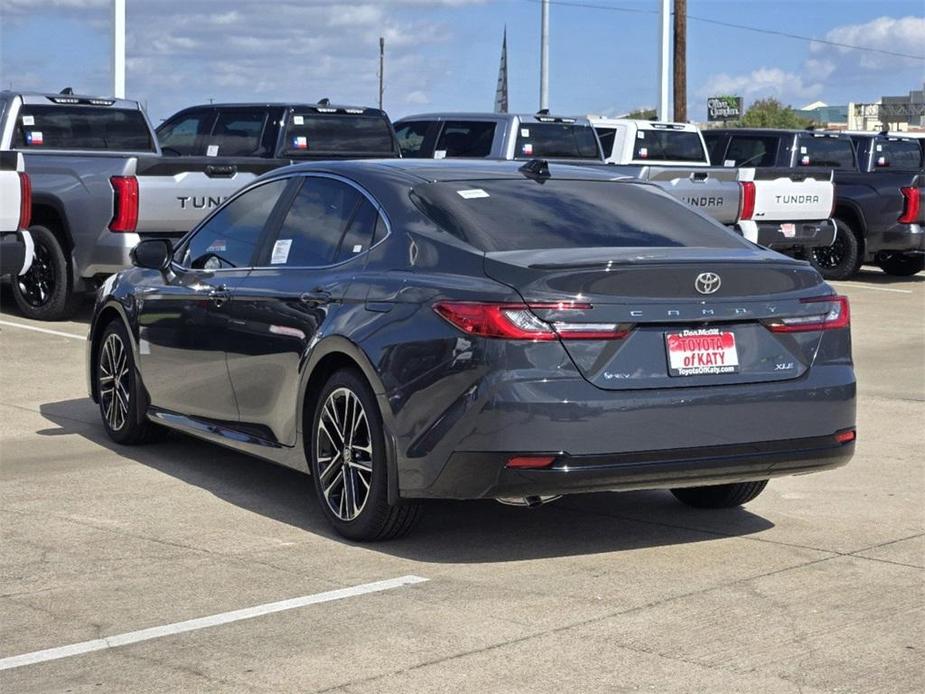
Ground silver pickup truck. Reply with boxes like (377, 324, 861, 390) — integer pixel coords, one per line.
(395, 112, 836, 253)
(0, 90, 280, 320)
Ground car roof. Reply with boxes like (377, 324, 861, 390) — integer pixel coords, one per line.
(395, 112, 592, 125)
(707, 127, 852, 139)
(2, 90, 140, 110)
(169, 102, 386, 115)
(588, 117, 700, 132)
(274, 158, 627, 184)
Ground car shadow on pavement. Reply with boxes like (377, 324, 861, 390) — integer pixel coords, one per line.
(847, 268, 924, 285)
(39, 397, 775, 564)
(0, 283, 95, 324)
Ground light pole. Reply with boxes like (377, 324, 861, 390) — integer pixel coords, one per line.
(657, 0, 669, 121)
(113, 0, 125, 98)
(539, 0, 549, 111)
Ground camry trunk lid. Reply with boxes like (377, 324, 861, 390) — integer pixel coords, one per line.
(484, 247, 833, 390)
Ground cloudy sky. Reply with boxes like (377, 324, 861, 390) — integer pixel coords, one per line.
(1, 0, 922, 123)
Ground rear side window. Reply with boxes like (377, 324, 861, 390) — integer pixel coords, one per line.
(283, 114, 395, 156)
(412, 179, 744, 252)
(797, 136, 854, 168)
(13, 106, 154, 151)
(872, 140, 923, 170)
(594, 128, 616, 158)
(266, 178, 381, 267)
(157, 111, 213, 155)
(724, 135, 779, 167)
(514, 123, 601, 159)
(211, 110, 268, 156)
(435, 121, 496, 158)
(395, 121, 431, 157)
(632, 130, 707, 163)
(178, 179, 288, 270)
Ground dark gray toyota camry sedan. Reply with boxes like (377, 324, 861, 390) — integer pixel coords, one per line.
(87, 159, 856, 540)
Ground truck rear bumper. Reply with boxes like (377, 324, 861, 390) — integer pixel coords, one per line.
(867, 223, 925, 255)
(0, 230, 33, 277)
(738, 219, 836, 250)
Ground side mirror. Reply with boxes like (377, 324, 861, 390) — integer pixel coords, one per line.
(131, 239, 172, 271)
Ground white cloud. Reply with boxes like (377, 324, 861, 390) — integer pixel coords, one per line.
(810, 15, 925, 72)
(697, 67, 823, 103)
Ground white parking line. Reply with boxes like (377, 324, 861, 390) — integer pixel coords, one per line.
(0, 575, 428, 671)
(827, 283, 914, 295)
(0, 319, 86, 340)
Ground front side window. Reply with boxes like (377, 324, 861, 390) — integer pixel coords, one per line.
(395, 121, 431, 158)
(177, 179, 288, 270)
(725, 135, 779, 167)
(210, 110, 268, 156)
(514, 123, 601, 160)
(797, 136, 855, 168)
(12, 106, 154, 151)
(157, 111, 212, 155)
(263, 177, 382, 267)
(435, 121, 496, 158)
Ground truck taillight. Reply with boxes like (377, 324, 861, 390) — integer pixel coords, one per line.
(764, 295, 850, 333)
(898, 186, 920, 224)
(739, 181, 756, 221)
(18, 172, 31, 230)
(109, 176, 138, 232)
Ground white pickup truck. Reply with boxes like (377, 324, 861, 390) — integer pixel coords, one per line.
(589, 117, 836, 253)
(0, 151, 33, 279)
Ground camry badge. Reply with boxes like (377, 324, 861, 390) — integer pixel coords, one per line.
(694, 272, 722, 295)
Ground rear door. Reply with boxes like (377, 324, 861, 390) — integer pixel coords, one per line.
(225, 175, 385, 445)
(136, 177, 290, 420)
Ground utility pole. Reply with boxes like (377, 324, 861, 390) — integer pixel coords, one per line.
(378, 37, 385, 110)
(657, 0, 669, 121)
(113, 0, 125, 98)
(673, 0, 687, 122)
(539, 0, 549, 111)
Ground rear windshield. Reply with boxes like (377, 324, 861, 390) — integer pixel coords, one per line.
(283, 114, 396, 156)
(797, 136, 855, 169)
(514, 123, 601, 160)
(633, 130, 707, 163)
(13, 105, 154, 152)
(870, 139, 923, 170)
(411, 179, 744, 252)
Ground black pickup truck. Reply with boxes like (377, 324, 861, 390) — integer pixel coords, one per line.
(703, 128, 924, 279)
(156, 100, 400, 162)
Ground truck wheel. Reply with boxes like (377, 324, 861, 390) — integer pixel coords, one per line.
(877, 254, 924, 277)
(810, 220, 861, 281)
(671, 480, 768, 508)
(11, 225, 76, 321)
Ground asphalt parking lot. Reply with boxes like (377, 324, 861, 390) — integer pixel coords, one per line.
(1, 269, 923, 694)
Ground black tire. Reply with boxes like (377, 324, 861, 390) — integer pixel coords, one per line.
(309, 369, 421, 541)
(670, 480, 768, 509)
(11, 224, 77, 321)
(877, 253, 924, 277)
(96, 320, 164, 445)
(810, 219, 862, 281)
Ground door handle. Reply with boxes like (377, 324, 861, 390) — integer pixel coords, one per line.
(301, 288, 332, 304)
(209, 284, 230, 307)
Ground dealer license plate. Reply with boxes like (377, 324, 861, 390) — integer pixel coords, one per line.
(665, 328, 739, 376)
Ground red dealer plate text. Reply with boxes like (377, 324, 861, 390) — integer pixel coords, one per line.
(665, 328, 739, 377)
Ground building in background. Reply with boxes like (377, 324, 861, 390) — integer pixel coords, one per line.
(796, 101, 848, 129)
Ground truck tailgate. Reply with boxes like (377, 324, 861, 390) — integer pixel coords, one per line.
(744, 167, 834, 223)
(133, 157, 281, 234)
(611, 165, 742, 225)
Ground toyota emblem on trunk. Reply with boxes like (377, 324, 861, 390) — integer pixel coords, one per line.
(695, 272, 722, 295)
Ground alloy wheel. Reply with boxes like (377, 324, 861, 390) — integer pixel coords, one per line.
(16, 240, 54, 308)
(811, 233, 847, 270)
(99, 332, 130, 432)
(316, 387, 373, 521)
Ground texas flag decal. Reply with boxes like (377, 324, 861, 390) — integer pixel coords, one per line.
(293, 136, 308, 150)
(26, 131, 44, 145)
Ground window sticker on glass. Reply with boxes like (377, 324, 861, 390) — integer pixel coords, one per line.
(801, 155, 810, 165)
(22, 115, 35, 126)
(457, 188, 490, 199)
(293, 136, 308, 149)
(434, 149, 447, 159)
(352, 244, 363, 253)
(723, 159, 736, 167)
(271, 239, 292, 264)
(876, 144, 883, 152)
(637, 131, 646, 139)
(207, 240, 227, 253)
(293, 115, 304, 125)
(522, 143, 533, 155)
(800, 146, 807, 154)
(26, 131, 44, 145)
(206, 144, 219, 156)
(638, 147, 648, 158)
(520, 128, 530, 137)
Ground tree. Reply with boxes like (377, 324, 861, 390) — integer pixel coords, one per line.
(625, 108, 657, 120)
(737, 98, 812, 129)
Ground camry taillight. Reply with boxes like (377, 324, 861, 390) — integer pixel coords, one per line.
(109, 175, 139, 232)
(898, 186, 920, 224)
(433, 301, 632, 341)
(765, 295, 850, 333)
(18, 172, 31, 230)
(739, 181, 756, 221)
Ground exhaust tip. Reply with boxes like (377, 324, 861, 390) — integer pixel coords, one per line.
(496, 495, 562, 508)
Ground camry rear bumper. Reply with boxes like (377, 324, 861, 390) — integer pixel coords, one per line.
(415, 434, 854, 499)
